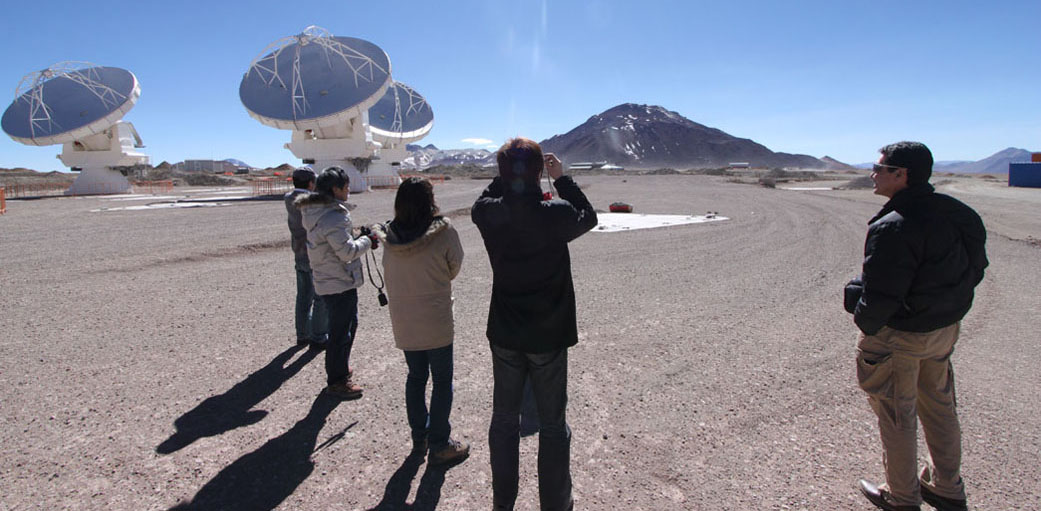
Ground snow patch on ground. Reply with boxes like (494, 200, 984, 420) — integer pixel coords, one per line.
(592, 212, 729, 233)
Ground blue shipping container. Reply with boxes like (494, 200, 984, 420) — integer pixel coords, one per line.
(1009, 162, 1041, 188)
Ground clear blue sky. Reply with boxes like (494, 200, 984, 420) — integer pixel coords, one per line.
(2, 0, 1039, 171)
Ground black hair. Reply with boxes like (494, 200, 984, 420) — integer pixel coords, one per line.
(292, 173, 315, 190)
(392, 177, 438, 232)
(879, 141, 933, 186)
(315, 166, 348, 199)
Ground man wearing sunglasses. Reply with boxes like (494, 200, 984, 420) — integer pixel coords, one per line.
(844, 142, 987, 511)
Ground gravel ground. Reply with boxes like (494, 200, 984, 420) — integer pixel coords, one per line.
(0, 174, 1038, 510)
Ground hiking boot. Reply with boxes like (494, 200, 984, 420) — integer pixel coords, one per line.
(428, 439, 470, 466)
(324, 379, 362, 400)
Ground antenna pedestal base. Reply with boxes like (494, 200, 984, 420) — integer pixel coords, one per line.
(312, 159, 368, 193)
(66, 167, 131, 195)
(367, 160, 402, 188)
(56, 122, 149, 195)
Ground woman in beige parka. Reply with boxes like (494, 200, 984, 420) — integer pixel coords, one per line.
(374, 177, 469, 466)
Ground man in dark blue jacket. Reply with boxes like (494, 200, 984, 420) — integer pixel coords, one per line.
(846, 142, 986, 511)
(285, 167, 328, 349)
(472, 138, 597, 511)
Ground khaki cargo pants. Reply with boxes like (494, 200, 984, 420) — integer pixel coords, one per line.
(857, 322, 967, 506)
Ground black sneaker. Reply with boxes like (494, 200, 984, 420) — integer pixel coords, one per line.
(920, 485, 968, 511)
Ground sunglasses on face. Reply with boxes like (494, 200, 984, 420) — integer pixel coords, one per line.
(872, 163, 906, 173)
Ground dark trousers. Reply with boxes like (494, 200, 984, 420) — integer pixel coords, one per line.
(294, 264, 328, 342)
(489, 345, 573, 511)
(321, 289, 358, 385)
(403, 345, 454, 447)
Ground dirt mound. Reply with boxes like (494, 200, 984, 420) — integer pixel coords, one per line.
(839, 175, 875, 189)
(0, 168, 75, 185)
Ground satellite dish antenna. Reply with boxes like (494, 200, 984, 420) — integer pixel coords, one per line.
(1, 61, 149, 195)
(367, 81, 433, 184)
(239, 26, 392, 192)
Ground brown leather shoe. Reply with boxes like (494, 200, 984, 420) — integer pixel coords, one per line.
(858, 479, 920, 511)
(920, 485, 968, 511)
(428, 439, 469, 466)
(324, 379, 362, 400)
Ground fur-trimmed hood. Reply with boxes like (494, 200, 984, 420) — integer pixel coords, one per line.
(295, 193, 356, 232)
(374, 217, 452, 256)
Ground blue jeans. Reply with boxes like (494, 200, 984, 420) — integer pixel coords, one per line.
(321, 289, 357, 385)
(489, 345, 573, 511)
(295, 265, 328, 342)
(403, 345, 454, 447)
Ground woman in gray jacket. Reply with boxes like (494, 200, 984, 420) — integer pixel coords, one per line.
(374, 177, 469, 465)
(296, 167, 377, 400)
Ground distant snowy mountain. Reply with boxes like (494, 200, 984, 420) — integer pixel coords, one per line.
(539, 103, 824, 169)
(401, 146, 494, 170)
(223, 158, 252, 168)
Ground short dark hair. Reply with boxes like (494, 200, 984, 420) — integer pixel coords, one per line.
(292, 174, 315, 189)
(393, 177, 438, 231)
(496, 138, 544, 188)
(879, 141, 933, 185)
(315, 166, 348, 199)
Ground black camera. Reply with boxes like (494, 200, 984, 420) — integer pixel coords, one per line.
(377, 291, 389, 307)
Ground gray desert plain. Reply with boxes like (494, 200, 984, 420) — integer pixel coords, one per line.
(1, 173, 1039, 510)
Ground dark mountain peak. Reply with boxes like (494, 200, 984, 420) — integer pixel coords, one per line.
(590, 103, 692, 127)
(540, 103, 823, 169)
(406, 143, 439, 152)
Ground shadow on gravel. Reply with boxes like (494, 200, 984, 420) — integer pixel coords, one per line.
(169, 394, 353, 511)
(367, 453, 463, 510)
(157, 345, 319, 454)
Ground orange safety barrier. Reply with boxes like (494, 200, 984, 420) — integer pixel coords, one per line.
(251, 177, 293, 196)
(0, 182, 69, 198)
(1, 187, 6, 215)
(132, 180, 174, 194)
(366, 175, 403, 189)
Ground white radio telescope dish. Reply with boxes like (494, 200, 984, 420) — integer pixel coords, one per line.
(366, 81, 434, 184)
(1, 61, 149, 195)
(239, 26, 393, 192)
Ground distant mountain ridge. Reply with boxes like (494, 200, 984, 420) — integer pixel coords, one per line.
(854, 147, 1035, 174)
(946, 148, 1033, 173)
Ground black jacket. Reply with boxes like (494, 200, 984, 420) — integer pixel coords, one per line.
(285, 189, 311, 266)
(847, 183, 988, 335)
(471, 175, 598, 353)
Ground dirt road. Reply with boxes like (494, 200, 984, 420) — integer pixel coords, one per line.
(0, 175, 1037, 510)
